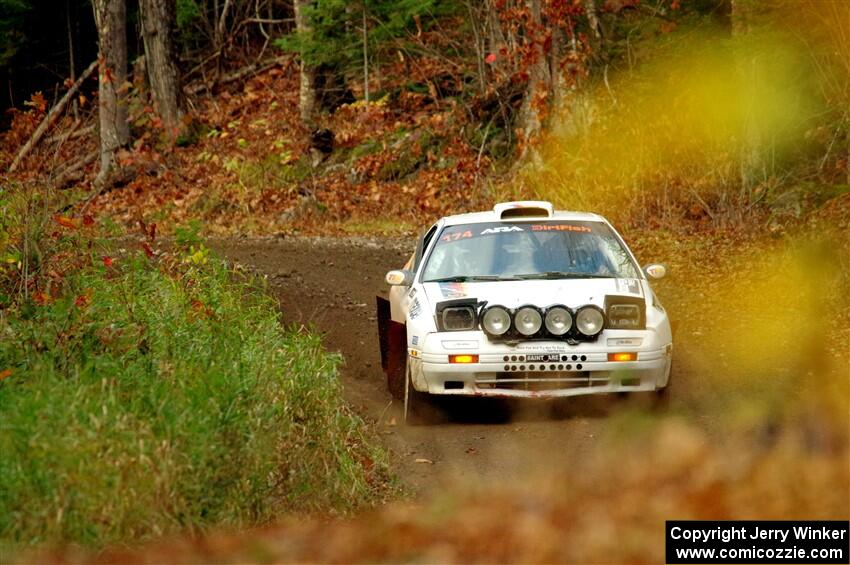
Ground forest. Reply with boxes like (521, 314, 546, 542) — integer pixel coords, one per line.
(1, 1, 849, 229)
(0, 0, 848, 562)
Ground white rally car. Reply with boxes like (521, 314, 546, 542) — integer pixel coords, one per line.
(376, 201, 672, 422)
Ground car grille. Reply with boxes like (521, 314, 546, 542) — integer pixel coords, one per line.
(475, 371, 611, 391)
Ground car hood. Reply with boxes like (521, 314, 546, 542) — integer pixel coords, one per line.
(422, 278, 646, 310)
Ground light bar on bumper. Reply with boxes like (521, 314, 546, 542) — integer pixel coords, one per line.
(432, 296, 646, 341)
(477, 303, 607, 341)
(473, 298, 647, 342)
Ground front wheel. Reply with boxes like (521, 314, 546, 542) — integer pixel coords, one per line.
(404, 358, 432, 425)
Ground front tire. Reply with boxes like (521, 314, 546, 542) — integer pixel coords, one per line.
(403, 358, 431, 425)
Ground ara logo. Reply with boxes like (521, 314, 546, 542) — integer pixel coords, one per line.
(481, 226, 524, 234)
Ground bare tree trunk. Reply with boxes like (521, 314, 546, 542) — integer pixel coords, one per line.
(549, 26, 563, 111)
(584, 0, 602, 40)
(294, 0, 317, 127)
(467, 0, 487, 92)
(92, 0, 129, 185)
(215, 0, 232, 56)
(139, 0, 183, 139)
(486, 0, 502, 69)
(65, 0, 79, 121)
(362, 4, 369, 103)
(517, 0, 550, 161)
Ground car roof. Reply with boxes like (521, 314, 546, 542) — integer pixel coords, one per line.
(440, 203, 607, 227)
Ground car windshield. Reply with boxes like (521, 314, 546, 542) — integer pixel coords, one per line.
(421, 221, 639, 282)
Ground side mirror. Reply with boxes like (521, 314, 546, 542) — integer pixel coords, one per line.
(386, 269, 414, 286)
(643, 263, 667, 280)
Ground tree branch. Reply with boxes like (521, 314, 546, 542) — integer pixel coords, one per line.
(184, 55, 289, 95)
(9, 60, 98, 172)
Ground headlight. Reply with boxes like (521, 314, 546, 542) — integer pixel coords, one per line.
(607, 304, 640, 329)
(604, 296, 646, 330)
(441, 306, 476, 331)
(575, 306, 604, 337)
(481, 306, 511, 336)
(514, 306, 542, 336)
(544, 306, 572, 336)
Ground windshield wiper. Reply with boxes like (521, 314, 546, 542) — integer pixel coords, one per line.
(425, 275, 519, 283)
(515, 271, 613, 280)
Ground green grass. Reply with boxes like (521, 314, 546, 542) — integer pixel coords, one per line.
(0, 240, 390, 549)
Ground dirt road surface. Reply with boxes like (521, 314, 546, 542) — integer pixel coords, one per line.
(214, 236, 695, 493)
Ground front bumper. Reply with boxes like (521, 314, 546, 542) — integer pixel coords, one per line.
(409, 332, 672, 398)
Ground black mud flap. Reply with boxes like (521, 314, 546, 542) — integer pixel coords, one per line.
(376, 295, 406, 399)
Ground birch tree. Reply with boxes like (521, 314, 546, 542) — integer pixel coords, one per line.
(294, 0, 317, 126)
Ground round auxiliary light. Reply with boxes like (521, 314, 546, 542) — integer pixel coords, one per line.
(514, 306, 543, 336)
(544, 306, 572, 336)
(481, 306, 511, 336)
(575, 306, 605, 337)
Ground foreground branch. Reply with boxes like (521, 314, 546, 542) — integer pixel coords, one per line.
(184, 55, 289, 95)
(9, 60, 98, 173)
(46, 123, 95, 146)
(51, 150, 99, 189)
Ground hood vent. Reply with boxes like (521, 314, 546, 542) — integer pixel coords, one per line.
(493, 201, 554, 219)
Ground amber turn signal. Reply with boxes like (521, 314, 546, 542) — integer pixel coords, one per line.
(608, 352, 638, 362)
(449, 354, 479, 364)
